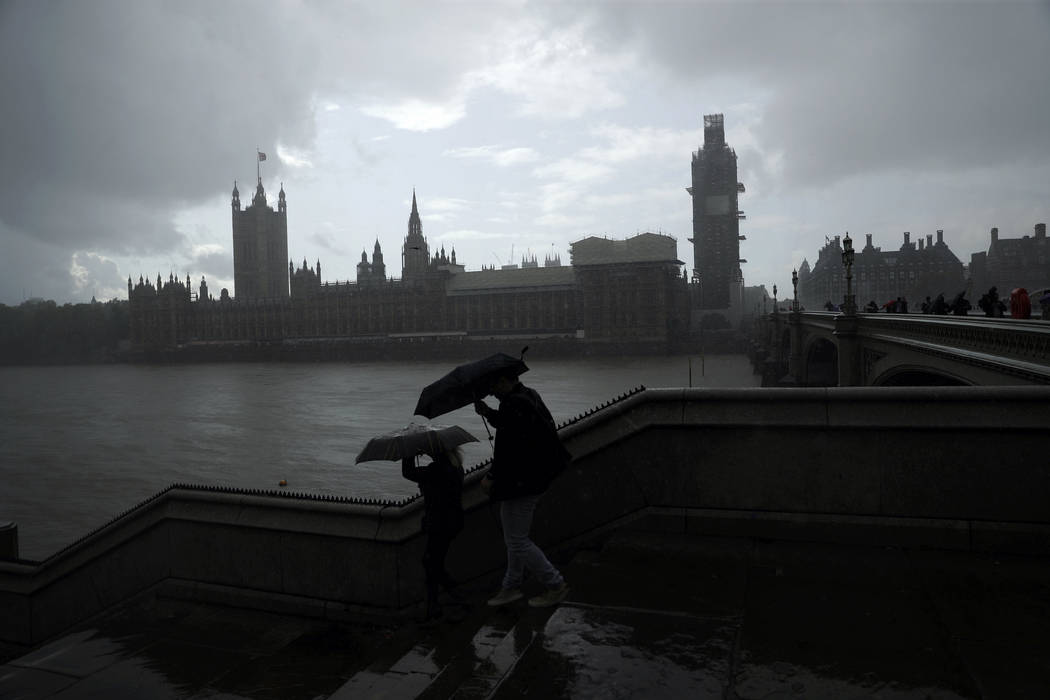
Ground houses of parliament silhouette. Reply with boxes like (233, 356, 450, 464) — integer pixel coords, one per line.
(129, 115, 753, 354)
(128, 178, 694, 353)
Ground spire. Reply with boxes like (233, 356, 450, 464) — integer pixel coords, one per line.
(411, 188, 418, 215)
(374, 238, 381, 253)
(253, 179, 266, 207)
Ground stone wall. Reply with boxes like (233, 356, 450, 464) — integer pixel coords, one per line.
(2, 386, 1047, 647)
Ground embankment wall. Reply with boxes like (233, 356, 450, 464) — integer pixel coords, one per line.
(1, 386, 1047, 647)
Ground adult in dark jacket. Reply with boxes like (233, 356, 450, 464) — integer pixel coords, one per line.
(401, 446, 465, 621)
(475, 373, 570, 608)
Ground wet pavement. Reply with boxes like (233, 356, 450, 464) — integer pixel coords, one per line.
(3, 530, 1049, 699)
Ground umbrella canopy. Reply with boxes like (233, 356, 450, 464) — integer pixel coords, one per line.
(414, 352, 528, 419)
(355, 423, 479, 464)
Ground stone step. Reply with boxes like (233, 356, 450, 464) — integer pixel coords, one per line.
(489, 602, 740, 700)
(329, 606, 523, 700)
(444, 615, 541, 699)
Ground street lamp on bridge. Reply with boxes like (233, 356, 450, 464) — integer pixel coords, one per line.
(792, 268, 799, 312)
(841, 232, 856, 316)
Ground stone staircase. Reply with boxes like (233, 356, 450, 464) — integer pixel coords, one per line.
(329, 530, 748, 699)
(330, 603, 554, 699)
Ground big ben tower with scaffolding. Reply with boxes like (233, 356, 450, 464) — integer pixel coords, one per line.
(688, 114, 745, 314)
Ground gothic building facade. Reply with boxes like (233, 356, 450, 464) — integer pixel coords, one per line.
(231, 179, 288, 300)
(129, 191, 691, 352)
(689, 114, 745, 312)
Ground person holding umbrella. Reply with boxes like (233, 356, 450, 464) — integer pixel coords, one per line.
(474, 370, 570, 609)
(401, 444, 466, 622)
(357, 423, 476, 622)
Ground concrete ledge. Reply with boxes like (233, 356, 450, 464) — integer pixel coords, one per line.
(625, 508, 973, 551)
(156, 578, 408, 627)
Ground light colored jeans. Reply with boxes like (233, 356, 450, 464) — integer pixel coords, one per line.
(500, 495, 564, 590)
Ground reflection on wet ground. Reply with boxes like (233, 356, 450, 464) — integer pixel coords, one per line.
(3, 530, 1049, 698)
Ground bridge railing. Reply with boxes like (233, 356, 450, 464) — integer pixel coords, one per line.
(851, 314, 1050, 366)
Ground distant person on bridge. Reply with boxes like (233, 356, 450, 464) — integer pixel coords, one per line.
(865, 300, 879, 313)
(931, 293, 950, 315)
(475, 371, 571, 609)
(1010, 288, 1032, 319)
(979, 287, 1004, 317)
(950, 291, 972, 316)
(921, 296, 932, 313)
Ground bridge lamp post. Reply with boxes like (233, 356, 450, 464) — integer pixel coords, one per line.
(841, 232, 857, 316)
(792, 268, 799, 313)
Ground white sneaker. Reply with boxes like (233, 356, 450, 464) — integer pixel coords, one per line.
(528, 584, 569, 608)
(486, 588, 523, 607)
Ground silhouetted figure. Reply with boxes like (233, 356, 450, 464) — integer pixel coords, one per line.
(931, 293, 949, 315)
(865, 300, 879, 313)
(476, 371, 571, 609)
(824, 300, 835, 311)
(978, 286, 1002, 317)
(899, 297, 908, 313)
(921, 296, 932, 314)
(950, 291, 971, 316)
(1010, 288, 1032, 319)
(402, 447, 465, 621)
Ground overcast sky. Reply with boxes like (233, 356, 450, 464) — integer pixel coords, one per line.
(1, 0, 1048, 305)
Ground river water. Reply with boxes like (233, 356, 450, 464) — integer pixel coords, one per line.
(1, 354, 759, 560)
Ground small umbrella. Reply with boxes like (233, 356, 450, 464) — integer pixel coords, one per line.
(414, 351, 528, 419)
(355, 423, 479, 464)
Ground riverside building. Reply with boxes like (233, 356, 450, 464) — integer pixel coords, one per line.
(129, 187, 691, 353)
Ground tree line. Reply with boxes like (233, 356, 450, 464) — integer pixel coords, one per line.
(0, 299, 130, 365)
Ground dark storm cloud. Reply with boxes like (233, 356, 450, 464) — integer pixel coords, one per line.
(581, 1, 1050, 187)
(0, 223, 79, 304)
(0, 0, 321, 254)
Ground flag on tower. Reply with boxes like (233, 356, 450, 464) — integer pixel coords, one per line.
(258, 152, 267, 162)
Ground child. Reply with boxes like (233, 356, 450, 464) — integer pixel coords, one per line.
(401, 446, 465, 620)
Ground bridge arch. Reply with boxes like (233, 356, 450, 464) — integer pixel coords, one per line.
(873, 366, 972, 387)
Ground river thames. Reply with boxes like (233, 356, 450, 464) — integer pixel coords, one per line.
(1, 354, 759, 560)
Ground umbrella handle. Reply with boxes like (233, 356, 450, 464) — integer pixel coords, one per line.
(481, 415, 493, 443)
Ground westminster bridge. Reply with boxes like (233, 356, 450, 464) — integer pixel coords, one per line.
(750, 310, 1050, 387)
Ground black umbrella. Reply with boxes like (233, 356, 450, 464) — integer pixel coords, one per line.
(414, 351, 529, 419)
(355, 423, 479, 464)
